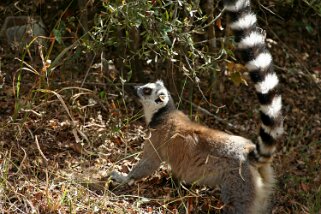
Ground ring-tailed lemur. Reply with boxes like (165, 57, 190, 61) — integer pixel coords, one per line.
(110, 0, 283, 213)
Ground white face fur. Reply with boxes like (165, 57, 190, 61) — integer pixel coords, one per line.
(135, 80, 170, 124)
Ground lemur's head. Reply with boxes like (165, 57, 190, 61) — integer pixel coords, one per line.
(134, 80, 174, 125)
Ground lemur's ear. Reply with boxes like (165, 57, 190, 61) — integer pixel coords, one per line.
(156, 80, 164, 86)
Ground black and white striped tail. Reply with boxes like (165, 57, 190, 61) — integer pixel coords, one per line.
(223, 0, 284, 164)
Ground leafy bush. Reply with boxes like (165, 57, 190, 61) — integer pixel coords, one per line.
(89, 0, 228, 87)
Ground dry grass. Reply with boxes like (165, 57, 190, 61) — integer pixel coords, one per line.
(0, 55, 320, 213)
(0, 0, 321, 213)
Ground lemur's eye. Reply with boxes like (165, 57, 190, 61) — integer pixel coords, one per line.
(143, 87, 152, 95)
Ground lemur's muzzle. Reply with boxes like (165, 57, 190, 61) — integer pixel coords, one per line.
(131, 85, 140, 98)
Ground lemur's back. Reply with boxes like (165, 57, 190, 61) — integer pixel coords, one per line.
(149, 110, 255, 184)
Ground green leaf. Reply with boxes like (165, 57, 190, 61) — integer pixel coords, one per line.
(53, 29, 63, 44)
(305, 24, 314, 34)
(99, 91, 106, 99)
(162, 32, 171, 46)
(165, 10, 169, 21)
(127, 70, 132, 81)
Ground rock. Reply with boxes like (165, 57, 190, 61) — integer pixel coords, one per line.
(0, 16, 46, 50)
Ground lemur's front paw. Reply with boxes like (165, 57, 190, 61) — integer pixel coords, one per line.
(110, 171, 135, 185)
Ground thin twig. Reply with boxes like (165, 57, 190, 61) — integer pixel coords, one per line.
(183, 55, 221, 110)
(81, 53, 96, 87)
(37, 88, 89, 143)
(35, 135, 48, 162)
(183, 98, 246, 132)
(257, 0, 284, 20)
(203, 7, 225, 28)
(17, 147, 27, 174)
(20, 108, 42, 117)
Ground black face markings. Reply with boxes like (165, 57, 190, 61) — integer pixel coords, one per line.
(149, 93, 176, 128)
(143, 87, 152, 95)
(155, 97, 163, 103)
(154, 93, 166, 103)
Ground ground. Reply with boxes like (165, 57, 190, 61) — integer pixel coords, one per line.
(0, 1, 320, 214)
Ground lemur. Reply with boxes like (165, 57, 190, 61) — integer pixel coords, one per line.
(110, 0, 283, 213)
